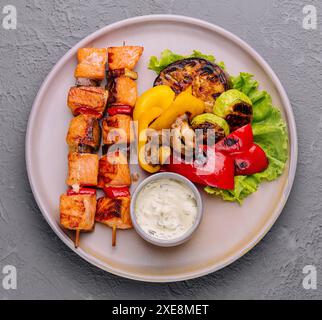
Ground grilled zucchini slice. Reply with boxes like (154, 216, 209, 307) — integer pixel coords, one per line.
(214, 89, 253, 132)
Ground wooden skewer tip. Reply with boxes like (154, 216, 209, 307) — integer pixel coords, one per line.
(112, 226, 117, 247)
(75, 229, 80, 248)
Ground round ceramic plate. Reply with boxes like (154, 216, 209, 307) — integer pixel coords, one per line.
(26, 15, 297, 282)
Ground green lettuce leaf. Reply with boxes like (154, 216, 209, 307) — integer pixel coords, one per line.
(148, 49, 221, 74)
(205, 73, 288, 203)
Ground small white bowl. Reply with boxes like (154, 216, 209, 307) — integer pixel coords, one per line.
(130, 172, 203, 247)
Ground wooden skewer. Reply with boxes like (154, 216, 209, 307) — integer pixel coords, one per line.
(112, 225, 117, 247)
(75, 230, 80, 248)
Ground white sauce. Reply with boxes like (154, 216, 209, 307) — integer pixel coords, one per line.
(134, 179, 198, 240)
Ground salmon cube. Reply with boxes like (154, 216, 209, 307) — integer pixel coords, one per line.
(66, 153, 99, 187)
(111, 76, 137, 107)
(75, 48, 107, 80)
(95, 196, 132, 229)
(66, 114, 101, 152)
(102, 114, 133, 145)
(60, 193, 96, 231)
(108, 46, 143, 70)
(98, 151, 131, 187)
(67, 86, 108, 116)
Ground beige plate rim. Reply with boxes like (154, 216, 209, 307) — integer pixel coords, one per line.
(25, 14, 298, 282)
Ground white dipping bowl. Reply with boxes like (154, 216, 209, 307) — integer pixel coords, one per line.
(130, 172, 203, 247)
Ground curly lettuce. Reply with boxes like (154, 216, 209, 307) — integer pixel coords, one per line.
(205, 73, 288, 203)
(148, 52, 288, 203)
(148, 49, 226, 73)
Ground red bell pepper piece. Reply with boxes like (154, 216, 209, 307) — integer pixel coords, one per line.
(108, 105, 133, 116)
(66, 187, 96, 196)
(165, 148, 235, 190)
(74, 107, 103, 119)
(103, 186, 130, 198)
(234, 144, 269, 175)
(215, 124, 253, 154)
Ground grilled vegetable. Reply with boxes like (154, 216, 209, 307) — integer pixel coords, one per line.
(66, 114, 101, 152)
(214, 89, 253, 132)
(215, 124, 253, 154)
(74, 48, 107, 80)
(171, 114, 195, 158)
(191, 113, 229, 144)
(60, 193, 96, 231)
(108, 105, 133, 116)
(108, 46, 143, 70)
(165, 148, 235, 190)
(149, 89, 205, 130)
(66, 152, 99, 188)
(98, 151, 131, 187)
(133, 85, 175, 121)
(102, 114, 133, 145)
(107, 75, 137, 107)
(96, 196, 132, 229)
(103, 186, 130, 199)
(67, 86, 108, 117)
(234, 144, 269, 175)
(137, 107, 163, 173)
(154, 58, 229, 112)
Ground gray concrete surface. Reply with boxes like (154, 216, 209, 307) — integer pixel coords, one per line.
(0, 0, 321, 299)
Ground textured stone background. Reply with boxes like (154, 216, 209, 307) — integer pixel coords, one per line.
(0, 0, 321, 299)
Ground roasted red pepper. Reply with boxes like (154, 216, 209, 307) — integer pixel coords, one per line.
(66, 187, 96, 196)
(233, 144, 269, 175)
(74, 107, 103, 119)
(215, 124, 253, 154)
(103, 186, 130, 198)
(108, 105, 132, 116)
(165, 148, 235, 190)
(164, 124, 268, 190)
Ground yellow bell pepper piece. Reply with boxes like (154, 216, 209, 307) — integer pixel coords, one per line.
(133, 85, 175, 121)
(149, 90, 205, 130)
(137, 107, 163, 173)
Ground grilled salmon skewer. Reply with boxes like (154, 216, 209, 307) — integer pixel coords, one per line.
(96, 45, 143, 246)
(60, 188, 97, 248)
(60, 47, 109, 247)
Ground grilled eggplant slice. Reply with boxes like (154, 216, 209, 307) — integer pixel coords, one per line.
(191, 113, 229, 144)
(74, 48, 107, 80)
(108, 46, 143, 70)
(95, 196, 132, 229)
(107, 75, 137, 107)
(66, 114, 101, 152)
(98, 151, 131, 187)
(60, 193, 96, 231)
(67, 86, 108, 116)
(154, 58, 229, 112)
(214, 89, 253, 132)
(102, 114, 133, 145)
(66, 152, 99, 187)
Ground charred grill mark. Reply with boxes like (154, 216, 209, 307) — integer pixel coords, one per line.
(212, 92, 221, 99)
(223, 137, 239, 147)
(233, 102, 252, 115)
(96, 198, 121, 221)
(154, 57, 229, 106)
(225, 114, 250, 132)
(237, 161, 248, 169)
(192, 122, 225, 144)
(77, 144, 95, 153)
